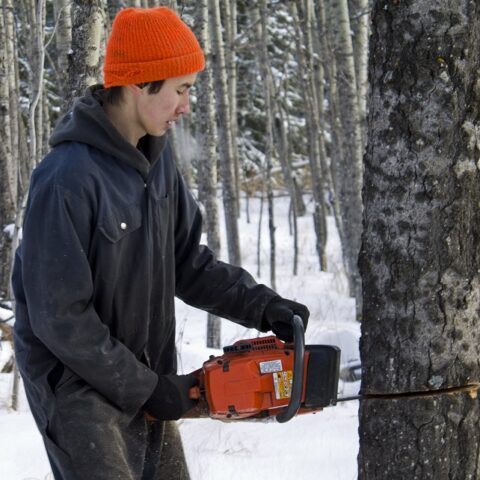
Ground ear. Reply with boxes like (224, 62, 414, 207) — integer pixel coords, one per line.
(125, 84, 144, 97)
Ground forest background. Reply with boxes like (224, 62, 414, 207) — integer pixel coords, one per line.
(0, 0, 368, 477)
(3, 0, 480, 479)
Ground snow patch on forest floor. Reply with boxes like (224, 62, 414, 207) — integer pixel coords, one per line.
(0, 195, 360, 480)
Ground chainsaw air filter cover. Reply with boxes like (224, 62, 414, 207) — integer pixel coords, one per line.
(202, 335, 340, 421)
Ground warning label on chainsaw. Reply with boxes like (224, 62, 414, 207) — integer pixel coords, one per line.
(273, 371, 293, 400)
(259, 359, 283, 374)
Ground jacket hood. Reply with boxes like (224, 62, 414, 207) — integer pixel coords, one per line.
(49, 84, 166, 179)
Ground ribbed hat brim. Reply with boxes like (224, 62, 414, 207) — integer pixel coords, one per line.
(104, 50, 205, 87)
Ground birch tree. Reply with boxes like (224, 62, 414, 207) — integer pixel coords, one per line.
(64, 1, 104, 112)
(210, 0, 241, 266)
(53, 0, 72, 94)
(221, 0, 240, 216)
(195, 0, 222, 348)
(359, 1, 480, 477)
(0, 0, 15, 298)
(349, 0, 369, 145)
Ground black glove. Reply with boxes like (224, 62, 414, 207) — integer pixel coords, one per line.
(263, 297, 310, 342)
(143, 374, 199, 420)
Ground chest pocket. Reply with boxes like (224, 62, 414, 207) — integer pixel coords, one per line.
(98, 204, 142, 243)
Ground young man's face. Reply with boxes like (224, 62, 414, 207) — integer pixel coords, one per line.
(135, 73, 197, 137)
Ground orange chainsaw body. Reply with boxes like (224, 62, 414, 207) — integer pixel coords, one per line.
(192, 335, 340, 421)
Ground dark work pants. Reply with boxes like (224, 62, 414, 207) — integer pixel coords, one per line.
(43, 381, 168, 480)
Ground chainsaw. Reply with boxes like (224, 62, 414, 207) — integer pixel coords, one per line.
(186, 315, 341, 423)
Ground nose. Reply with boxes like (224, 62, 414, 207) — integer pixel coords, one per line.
(176, 92, 190, 115)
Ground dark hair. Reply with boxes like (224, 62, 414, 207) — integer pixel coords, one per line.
(103, 80, 165, 106)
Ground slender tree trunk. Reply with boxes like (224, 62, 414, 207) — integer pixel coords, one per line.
(210, 0, 241, 266)
(317, 0, 348, 285)
(349, 0, 369, 148)
(64, 1, 104, 112)
(279, 64, 306, 218)
(222, 0, 240, 218)
(326, 0, 363, 312)
(196, 0, 221, 349)
(169, 122, 192, 189)
(273, 111, 299, 276)
(291, 1, 328, 272)
(253, 1, 276, 290)
(25, 0, 46, 169)
(53, 0, 72, 94)
(4, 0, 18, 205)
(0, 0, 15, 297)
(359, 1, 480, 478)
(256, 191, 264, 279)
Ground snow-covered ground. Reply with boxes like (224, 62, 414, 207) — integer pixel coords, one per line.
(0, 194, 360, 480)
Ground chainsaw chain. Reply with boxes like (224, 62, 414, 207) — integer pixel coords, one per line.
(336, 383, 480, 403)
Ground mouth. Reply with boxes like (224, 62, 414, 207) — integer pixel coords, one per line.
(166, 119, 177, 128)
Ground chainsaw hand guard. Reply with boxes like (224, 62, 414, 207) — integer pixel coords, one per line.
(276, 315, 305, 423)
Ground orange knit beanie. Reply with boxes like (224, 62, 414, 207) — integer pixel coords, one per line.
(103, 7, 205, 88)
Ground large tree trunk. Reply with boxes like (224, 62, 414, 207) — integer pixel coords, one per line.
(359, 1, 480, 478)
(210, 0, 241, 266)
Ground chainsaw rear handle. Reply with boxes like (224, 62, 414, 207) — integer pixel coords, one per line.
(276, 314, 305, 423)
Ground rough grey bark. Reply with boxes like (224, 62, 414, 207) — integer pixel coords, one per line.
(359, 1, 480, 478)
(64, 1, 104, 112)
(195, 0, 221, 349)
(210, 0, 241, 266)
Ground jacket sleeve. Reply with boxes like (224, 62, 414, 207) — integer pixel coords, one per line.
(173, 169, 278, 331)
(19, 181, 157, 413)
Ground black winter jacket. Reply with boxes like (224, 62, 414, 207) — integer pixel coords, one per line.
(12, 85, 277, 430)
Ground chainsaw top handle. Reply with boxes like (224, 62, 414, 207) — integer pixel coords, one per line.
(276, 314, 305, 423)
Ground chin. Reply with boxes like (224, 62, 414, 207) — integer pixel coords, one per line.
(148, 129, 167, 137)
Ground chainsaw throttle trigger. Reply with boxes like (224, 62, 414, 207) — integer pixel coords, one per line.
(276, 314, 305, 423)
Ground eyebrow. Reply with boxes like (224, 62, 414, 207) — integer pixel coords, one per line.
(179, 83, 193, 89)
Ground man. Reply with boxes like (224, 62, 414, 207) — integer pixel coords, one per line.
(12, 7, 309, 480)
